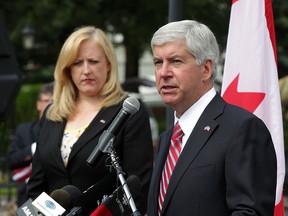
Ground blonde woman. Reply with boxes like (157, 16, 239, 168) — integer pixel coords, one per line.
(27, 26, 154, 215)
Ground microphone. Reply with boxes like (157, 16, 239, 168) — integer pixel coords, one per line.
(16, 198, 38, 216)
(90, 175, 142, 216)
(31, 191, 66, 216)
(50, 185, 82, 210)
(16, 185, 81, 216)
(65, 173, 116, 216)
(86, 97, 140, 167)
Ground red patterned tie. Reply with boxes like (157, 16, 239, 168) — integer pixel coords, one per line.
(158, 121, 184, 215)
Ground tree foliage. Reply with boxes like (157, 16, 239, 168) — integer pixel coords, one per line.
(0, 0, 168, 85)
(0, 0, 286, 82)
(273, 0, 288, 78)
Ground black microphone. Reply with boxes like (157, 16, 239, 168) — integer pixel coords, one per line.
(90, 175, 142, 216)
(17, 185, 81, 216)
(86, 96, 140, 167)
(16, 198, 38, 216)
(50, 185, 81, 210)
(65, 172, 117, 216)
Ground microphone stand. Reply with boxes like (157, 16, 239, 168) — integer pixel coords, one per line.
(105, 138, 141, 216)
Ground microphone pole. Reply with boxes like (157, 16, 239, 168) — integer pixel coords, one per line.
(106, 138, 141, 216)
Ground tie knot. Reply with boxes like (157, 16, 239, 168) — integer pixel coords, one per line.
(172, 122, 183, 140)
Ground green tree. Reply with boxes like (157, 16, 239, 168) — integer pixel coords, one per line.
(273, 0, 288, 79)
(184, 0, 231, 50)
(0, 0, 168, 88)
(1, 0, 286, 82)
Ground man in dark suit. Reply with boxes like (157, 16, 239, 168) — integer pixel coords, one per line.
(6, 82, 53, 206)
(147, 20, 277, 216)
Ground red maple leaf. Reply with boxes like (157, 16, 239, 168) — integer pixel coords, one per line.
(222, 74, 265, 113)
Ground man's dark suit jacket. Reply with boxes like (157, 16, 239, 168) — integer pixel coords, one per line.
(6, 120, 39, 206)
(27, 99, 154, 214)
(7, 121, 38, 169)
(147, 93, 277, 216)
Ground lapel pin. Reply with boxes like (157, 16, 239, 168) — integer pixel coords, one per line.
(204, 126, 211, 132)
(100, 119, 106, 124)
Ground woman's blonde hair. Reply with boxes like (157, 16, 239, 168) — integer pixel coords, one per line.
(46, 26, 127, 121)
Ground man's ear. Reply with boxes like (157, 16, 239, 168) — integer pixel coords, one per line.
(202, 59, 213, 81)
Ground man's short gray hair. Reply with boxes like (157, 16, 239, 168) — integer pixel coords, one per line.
(151, 20, 220, 79)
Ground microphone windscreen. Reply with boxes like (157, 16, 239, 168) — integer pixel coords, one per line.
(125, 175, 142, 196)
(50, 185, 81, 210)
(90, 205, 112, 216)
(50, 189, 71, 209)
(123, 97, 140, 114)
(62, 185, 81, 205)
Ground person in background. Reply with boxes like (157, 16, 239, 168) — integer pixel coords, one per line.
(6, 82, 54, 207)
(26, 26, 154, 215)
(147, 20, 277, 216)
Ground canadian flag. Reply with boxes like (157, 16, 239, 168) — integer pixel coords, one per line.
(221, 0, 285, 215)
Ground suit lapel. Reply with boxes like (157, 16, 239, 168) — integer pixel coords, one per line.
(161, 93, 226, 213)
(68, 102, 122, 161)
(156, 126, 174, 174)
(45, 120, 67, 170)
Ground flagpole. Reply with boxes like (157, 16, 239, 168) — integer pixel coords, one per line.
(166, 0, 183, 127)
